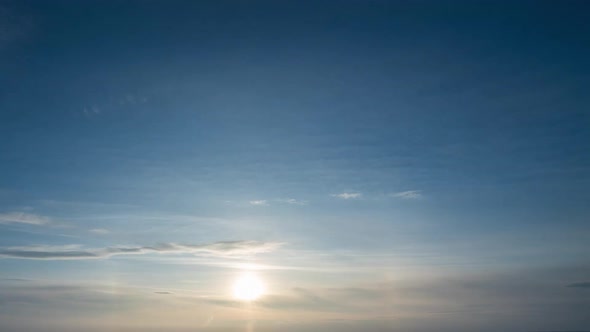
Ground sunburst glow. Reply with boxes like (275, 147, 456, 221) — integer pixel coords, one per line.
(232, 273, 265, 301)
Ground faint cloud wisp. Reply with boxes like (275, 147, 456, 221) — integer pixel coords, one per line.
(566, 282, 590, 289)
(331, 192, 362, 200)
(391, 190, 422, 199)
(0, 240, 285, 260)
(89, 228, 110, 235)
(0, 212, 50, 226)
(276, 198, 308, 205)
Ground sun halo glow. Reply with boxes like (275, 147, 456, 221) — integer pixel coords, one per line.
(232, 273, 265, 301)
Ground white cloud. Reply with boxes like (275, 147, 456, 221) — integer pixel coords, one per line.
(249, 200, 269, 206)
(0, 212, 50, 225)
(391, 190, 422, 199)
(276, 198, 308, 205)
(0, 240, 285, 260)
(89, 228, 110, 235)
(331, 192, 362, 200)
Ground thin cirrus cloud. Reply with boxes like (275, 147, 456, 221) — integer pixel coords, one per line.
(566, 282, 590, 288)
(0, 212, 50, 225)
(249, 198, 308, 206)
(82, 94, 148, 117)
(391, 190, 422, 199)
(331, 192, 362, 200)
(0, 240, 285, 260)
(276, 198, 308, 205)
(249, 200, 269, 206)
(82, 105, 101, 116)
(89, 228, 110, 235)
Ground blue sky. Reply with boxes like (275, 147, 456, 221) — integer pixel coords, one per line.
(1, 1, 589, 331)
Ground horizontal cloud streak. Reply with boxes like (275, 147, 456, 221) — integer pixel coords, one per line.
(89, 228, 110, 235)
(0, 212, 50, 225)
(391, 190, 422, 199)
(277, 198, 308, 205)
(331, 192, 361, 199)
(0, 240, 284, 260)
(566, 281, 590, 288)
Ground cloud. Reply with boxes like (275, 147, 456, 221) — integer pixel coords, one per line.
(391, 190, 422, 199)
(89, 228, 110, 235)
(83, 105, 101, 116)
(566, 282, 590, 288)
(203, 286, 353, 312)
(0, 212, 50, 225)
(331, 192, 362, 200)
(154, 291, 172, 295)
(0, 278, 31, 282)
(0, 240, 284, 260)
(249, 200, 269, 206)
(276, 198, 308, 205)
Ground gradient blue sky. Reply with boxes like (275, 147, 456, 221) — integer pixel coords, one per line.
(1, 1, 589, 331)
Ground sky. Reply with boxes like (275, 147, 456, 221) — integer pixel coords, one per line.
(0, 1, 589, 331)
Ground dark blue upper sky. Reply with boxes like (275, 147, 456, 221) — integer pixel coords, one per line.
(1, 1, 589, 331)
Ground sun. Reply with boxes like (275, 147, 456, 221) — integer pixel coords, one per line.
(232, 273, 265, 301)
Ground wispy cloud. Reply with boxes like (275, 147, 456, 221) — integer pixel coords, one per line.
(391, 190, 422, 199)
(0, 212, 50, 226)
(0, 240, 284, 260)
(276, 198, 308, 205)
(331, 192, 362, 200)
(82, 105, 101, 116)
(249, 200, 269, 206)
(89, 228, 110, 235)
(566, 281, 590, 288)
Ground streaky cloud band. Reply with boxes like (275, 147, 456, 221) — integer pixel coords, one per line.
(0, 240, 285, 260)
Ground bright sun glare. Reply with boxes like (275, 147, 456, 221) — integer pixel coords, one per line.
(232, 273, 265, 301)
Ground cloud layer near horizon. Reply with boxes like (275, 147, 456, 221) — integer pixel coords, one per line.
(0, 240, 284, 260)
